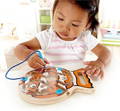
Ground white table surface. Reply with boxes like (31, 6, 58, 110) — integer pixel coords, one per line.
(0, 46, 120, 111)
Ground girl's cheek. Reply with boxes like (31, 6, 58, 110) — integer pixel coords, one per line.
(56, 23, 63, 30)
(71, 30, 80, 37)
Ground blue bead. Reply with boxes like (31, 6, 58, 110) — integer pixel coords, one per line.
(21, 77, 28, 81)
(56, 89, 63, 94)
(57, 67, 63, 71)
(36, 51, 44, 59)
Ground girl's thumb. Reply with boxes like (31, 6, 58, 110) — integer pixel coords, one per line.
(44, 58, 50, 64)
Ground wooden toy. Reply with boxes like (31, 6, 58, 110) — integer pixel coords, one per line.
(19, 66, 94, 104)
(5, 51, 95, 105)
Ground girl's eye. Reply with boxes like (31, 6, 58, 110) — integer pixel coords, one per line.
(58, 17, 64, 21)
(72, 24, 80, 27)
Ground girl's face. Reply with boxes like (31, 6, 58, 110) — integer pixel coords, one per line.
(53, 0, 89, 41)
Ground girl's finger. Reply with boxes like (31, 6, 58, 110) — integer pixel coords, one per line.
(91, 67, 97, 74)
(93, 68, 101, 77)
(28, 58, 43, 68)
(44, 58, 50, 64)
(100, 70, 104, 79)
(93, 69, 104, 80)
(86, 66, 96, 74)
(33, 63, 43, 69)
(86, 70, 91, 76)
(28, 61, 43, 69)
(35, 56, 46, 66)
(86, 69, 94, 77)
(86, 68, 99, 80)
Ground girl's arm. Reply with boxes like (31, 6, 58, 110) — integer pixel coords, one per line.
(14, 38, 41, 60)
(84, 44, 111, 79)
(92, 44, 111, 66)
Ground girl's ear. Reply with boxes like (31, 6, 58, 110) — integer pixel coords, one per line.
(85, 23, 91, 30)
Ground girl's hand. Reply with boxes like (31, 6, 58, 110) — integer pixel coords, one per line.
(27, 53, 49, 69)
(84, 60, 105, 80)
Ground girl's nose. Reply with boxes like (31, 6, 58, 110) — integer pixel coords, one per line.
(63, 23, 70, 32)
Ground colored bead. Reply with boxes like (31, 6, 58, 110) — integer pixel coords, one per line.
(21, 77, 28, 81)
(36, 51, 44, 59)
(57, 67, 63, 71)
(56, 89, 63, 95)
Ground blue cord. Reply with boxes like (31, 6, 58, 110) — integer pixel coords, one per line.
(5, 50, 43, 80)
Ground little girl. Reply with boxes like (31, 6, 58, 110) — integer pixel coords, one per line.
(14, 0, 111, 80)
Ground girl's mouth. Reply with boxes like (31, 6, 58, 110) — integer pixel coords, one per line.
(59, 32, 68, 37)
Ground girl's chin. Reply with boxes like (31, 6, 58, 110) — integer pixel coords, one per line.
(59, 36, 76, 41)
(59, 35, 71, 40)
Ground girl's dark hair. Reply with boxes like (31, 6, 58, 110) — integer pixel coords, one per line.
(52, 0, 99, 32)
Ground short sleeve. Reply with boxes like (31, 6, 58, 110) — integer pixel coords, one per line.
(83, 31, 99, 51)
(35, 29, 51, 51)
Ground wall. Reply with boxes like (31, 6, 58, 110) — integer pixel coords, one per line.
(0, 0, 37, 39)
